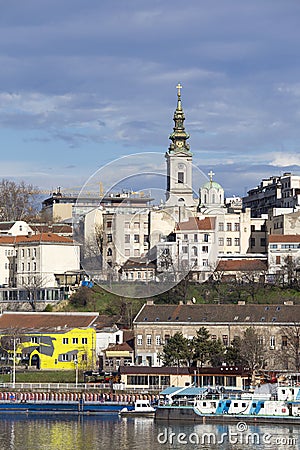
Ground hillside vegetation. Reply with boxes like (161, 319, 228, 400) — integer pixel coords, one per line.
(54, 281, 300, 325)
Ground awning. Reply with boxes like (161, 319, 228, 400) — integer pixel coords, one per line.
(106, 351, 131, 357)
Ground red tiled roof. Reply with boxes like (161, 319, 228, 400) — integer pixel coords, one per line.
(0, 312, 98, 332)
(105, 342, 134, 353)
(269, 235, 300, 243)
(216, 259, 267, 272)
(30, 224, 73, 234)
(0, 233, 74, 245)
(176, 217, 215, 231)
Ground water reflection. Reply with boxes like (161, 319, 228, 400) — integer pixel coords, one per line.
(0, 415, 298, 450)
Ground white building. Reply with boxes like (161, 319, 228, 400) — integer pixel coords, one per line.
(268, 235, 300, 284)
(0, 233, 80, 289)
(0, 221, 33, 236)
(243, 173, 300, 217)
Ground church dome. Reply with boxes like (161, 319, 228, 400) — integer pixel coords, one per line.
(202, 180, 223, 190)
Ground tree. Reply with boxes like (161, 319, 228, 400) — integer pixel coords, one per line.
(22, 275, 47, 311)
(69, 286, 94, 308)
(0, 179, 40, 221)
(161, 332, 190, 367)
(209, 339, 226, 366)
(240, 270, 267, 302)
(281, 256, 300, 290)
(192, 327, 213, 367)
(279, 323, 300, 371)
(0, 327, 25, 369)
(225, 337, 244, 366)
(240, 327, 267, 374)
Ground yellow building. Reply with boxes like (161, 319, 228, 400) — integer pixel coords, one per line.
(0, 312, 98, 370)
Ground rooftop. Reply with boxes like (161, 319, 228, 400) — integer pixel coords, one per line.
(0, 312, 98, 332)
(216, 259, 268, 272)
(134, 304, 300, 324)
(269, 235, 300, 243)
(0, 233, 74, 245)
(176, 217, 215, 231)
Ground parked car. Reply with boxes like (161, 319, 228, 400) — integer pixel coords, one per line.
(0, 366, 11, 374)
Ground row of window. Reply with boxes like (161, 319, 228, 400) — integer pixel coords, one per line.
(124, 222, 148, 230)
(20, 248, 37, 258)
(137, 334, 287, 348)
(250, 238, 266, 248)
(124, 234, 149, 244)
(31, 337, 88, 345)
(62, 337, 88, 345)
(124, 271, 153, 280)
(270, 244, 300, 249)
(181, 246, 209, 255)
(181, 234, 209, 243)
(218, 237, 240, 246)
(219, 223, 240, 232)
(61, 353, 87, 362)
(127, 375, 170, 386)
(20, 262, 37, 272)
(4, 248, 37, 258)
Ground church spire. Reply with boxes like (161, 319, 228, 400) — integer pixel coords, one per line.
(168, 83, 191, 154)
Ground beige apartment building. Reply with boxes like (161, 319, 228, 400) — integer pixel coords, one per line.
(133, 302, 300, 370)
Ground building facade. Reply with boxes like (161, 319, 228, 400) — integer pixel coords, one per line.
(243, 173, 300, 217)
(133, 302, 300, 370)
(0, 312, 98, 370)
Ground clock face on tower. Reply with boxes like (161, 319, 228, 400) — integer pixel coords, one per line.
(176, 141, 183, 147)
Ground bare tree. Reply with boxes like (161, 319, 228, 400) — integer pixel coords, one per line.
(279, 323, 300, 371)
(0, 179, 40, 221)
(281, 256, 300, 290)
(0, 327, 25, 369)
(239, 270, 267, 302)
(22, 275, 47, 311)
(240, 327, 268, 379)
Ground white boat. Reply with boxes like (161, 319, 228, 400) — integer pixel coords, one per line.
(119, 399, 156, 418)
(156, 380, 300, 422)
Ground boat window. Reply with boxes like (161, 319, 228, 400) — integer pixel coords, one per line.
(261, 404, 264, 408)
(242, 403, 246, 407)
(203, 402, 206, 407)
(234, 402, 238, 407)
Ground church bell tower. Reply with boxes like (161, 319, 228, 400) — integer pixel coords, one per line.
(165, 84, 195, 207)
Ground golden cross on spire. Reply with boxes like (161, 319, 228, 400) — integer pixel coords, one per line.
(176, 83, 182, 97)
(208, 170, 215, 183)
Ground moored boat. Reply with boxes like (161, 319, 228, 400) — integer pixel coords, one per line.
(155, 381, 300, 424)
(119, 399, 156, 418)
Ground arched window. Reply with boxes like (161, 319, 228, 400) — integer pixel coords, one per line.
(192, 246, 198, 256)
(107, 248, 112, 256)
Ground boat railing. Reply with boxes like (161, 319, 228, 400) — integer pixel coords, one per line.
(0, 382, 110, 391)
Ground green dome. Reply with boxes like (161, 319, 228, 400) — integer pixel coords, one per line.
(202, 181, 223, 190)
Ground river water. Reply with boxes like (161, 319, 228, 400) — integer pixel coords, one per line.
(0, 414, 299, 450)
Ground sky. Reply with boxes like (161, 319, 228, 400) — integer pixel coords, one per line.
(1, 0, 300, 199)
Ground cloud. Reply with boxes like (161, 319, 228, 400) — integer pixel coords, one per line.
(0, 0, 299, 196)
(270, 153, 300, 167)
